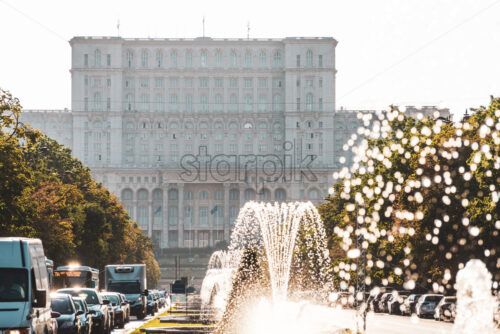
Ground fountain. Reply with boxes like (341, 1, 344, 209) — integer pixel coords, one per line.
(453, 259, 497, 334)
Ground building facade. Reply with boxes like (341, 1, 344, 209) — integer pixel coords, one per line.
(22, 36, 369, 249)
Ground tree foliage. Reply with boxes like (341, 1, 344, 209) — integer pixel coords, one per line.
(0, 89, 160, 288)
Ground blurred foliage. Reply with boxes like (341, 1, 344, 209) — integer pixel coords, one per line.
(318, 97, 500, 293)
(0, 89, 160, 288)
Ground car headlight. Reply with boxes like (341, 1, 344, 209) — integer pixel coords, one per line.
(4, 329, 30, 334)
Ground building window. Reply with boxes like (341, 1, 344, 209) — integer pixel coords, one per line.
(319, 98, 323, 111)
(275, 188, 286, 201)
(244, 78, 253, 88)
(84, 97, 88, 111)
(306, 50, 313, 67)
(155, 94, 164, 111)
(273, 51, 282, 68)
(126, 51, 133, 68)
(168, 207, 178, 226)
(306, 93, 313, 111)
(153, 205, 162, 226)
(229, 78, 238, 88)
(170, 51, 178, 68)
(155, 78, 163, 88)
(319, 78, 323, 88)
(84, 54, 88, 67)
(296, 80, 300, 87)
(106, 54, 111, 66)
(156, 50, 163, 68)
(94, 49, 101, 67)
(244, 51, 252, 68)
(200, 51, 207, 67)
(214, 206, 224, 225)
(184, 190, 193, 200)
(318, 54, 323, 68)
(168, 231, 178, 247)
(140, 78, 149, 88)
(258, 78, 267, 88)
(185, 51, 192, 68)
(244, 189, 255, 200)
(126, 94, 133, 111)
(199, 191, 209, 200)
(184, 206, 193, 225)
(140, 94, 149, 111)
(215, 51, 222, 68)
(259, 51, 266, 67)
(272, 94, 281, 112)
(214, 94, 223, 111)
(296, 98, 301, 111)
(138, 207, 148, 227)
(214, 190, 224, 200)
(229, 94, 238, 111)
(93, 92, 101, 111)
(296, 55, 300, 67)
(273, 79, 282, 88)
(258, 94, 267, 112)
(199, 207, 208, 226)
(106, 98, 111, 110)
(199, 78, 208, 88)
(306, 79, 313, 87)
(170, 94, 178, 111)
(200, 94, 208, 112)
(229, 189, 239, 200)
(244, 94, 253, 111)
(185, 94, 193, 112)
(230, 51, 237, 68)
(141, 51, 149, 68)
(169, 78, 179, 88)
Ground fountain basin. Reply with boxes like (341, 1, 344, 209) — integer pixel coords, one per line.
(140, 327, 215, 334)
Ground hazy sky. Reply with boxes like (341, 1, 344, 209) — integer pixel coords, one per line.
(1, 0, 499, 120)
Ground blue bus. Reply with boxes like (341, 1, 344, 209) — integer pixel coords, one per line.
(53, 264, 100, 289)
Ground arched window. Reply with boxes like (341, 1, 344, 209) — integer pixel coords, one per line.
(168, 189, 178, 200)
(140, 94, 149, 111)
(259, 51, 266, 67)
(170, 94, 178, 111)
(244, 94, 253, 112)
(309, 189, 319, 200)
(258, 94, 267, 112)
(155, 50, 163, 68)
(306, 50, 313, 67)
(230, 51, 237, 68)
(273, 51, 282, 68)
(200, 51, 208, 67)
(229, 122, 238, 129)
(229, 189, 239, 200)
(122, 189, 133, 200)
(244, 51, 252, 68)
(199, 122, 208, 129)
(155, 94, 164, 111)
(153, 189, 163, 200)
(184, 190, 193, 200)
(126, 94, 133, 111)
(244, 189, 255, 200)
(306, 93, 314, 111)
(200, 94, 208, 112)
(138, 189, 148, 201)
(94, 49, 101, 67)
(214, 190, 224, 200)
(272, 94, 282, 112)
(243, 122, 253, 129)
(126, 50, 133, 68)
(275, 188, 286, 201)
(199, 190, 209, 200)
(214, 94, 223, 111)
(141, 50, 149, 68)
(229, 94, 238, 111)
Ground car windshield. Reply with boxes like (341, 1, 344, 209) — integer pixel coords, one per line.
(108, 282, 141, 294)
(425, 296, 442, 302)
(59, 290, 100, 306)
(104, 295, 120, 304)
(51, 298, 74, 315)
(0, 268, 28, 302)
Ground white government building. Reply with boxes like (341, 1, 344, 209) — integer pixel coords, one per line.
(21, 36, 449, 249)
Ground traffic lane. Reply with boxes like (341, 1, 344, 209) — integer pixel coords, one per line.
(365, 313, 453, 334)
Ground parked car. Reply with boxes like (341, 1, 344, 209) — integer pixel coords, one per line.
(416, 294, 443, 318)
(388, 292, 409, 315)
(370, 292, 385, 312)
(119, 293, 131, 323)
(57, 288, 111, 334)
(50, 293, 83, 334)
(401, 294, 422, 316)
(158, 291, 166, 308)
(378, 293, 392, 313)
(72, 297, 93, 334)
(434, 296, 457, 321)
(101, 292, 128, 328)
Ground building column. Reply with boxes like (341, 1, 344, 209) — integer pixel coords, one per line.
(178, 184, 184, 247)
(223, 184, 230, 241)
(161, 183, 169, 248)
(147, 200, 153, 237)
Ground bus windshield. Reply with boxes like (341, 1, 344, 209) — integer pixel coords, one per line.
(54, 271, 89, 289)
(0, 268, 28, 302)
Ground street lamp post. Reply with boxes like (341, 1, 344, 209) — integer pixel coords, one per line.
(354, 202, 367, 333)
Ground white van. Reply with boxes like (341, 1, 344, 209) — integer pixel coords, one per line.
(0, 238, 52, 334)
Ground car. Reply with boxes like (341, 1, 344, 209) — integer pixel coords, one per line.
(401, 294, 422, 316)
(146, 293, 158, 315)
(50, 293, 83, 334)
(72, 297, 93, 334)
(119, 293, 131, 323)
(378, 293, 392, 313)
(370, 291, 385, 312)
(388, 292, 409, 315)
(57, 288, 112, 334)
(434, 296, 456, 321)
(415, 294, 443, 318)
(158, 291, 166, 308)
(101, 292, 127, 328)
